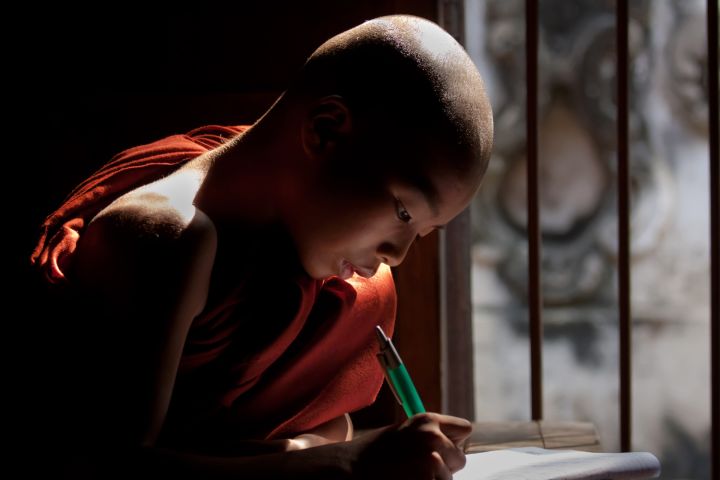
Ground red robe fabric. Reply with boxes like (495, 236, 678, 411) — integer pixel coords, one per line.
(30, 125, 396, 451)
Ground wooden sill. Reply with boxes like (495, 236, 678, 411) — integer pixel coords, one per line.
(466, 421, 602, 453)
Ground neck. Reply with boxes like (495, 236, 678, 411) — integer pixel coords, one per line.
(193, 105, 300, 231)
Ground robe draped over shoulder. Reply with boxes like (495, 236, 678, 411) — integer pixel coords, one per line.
(30, 125, 396, 452)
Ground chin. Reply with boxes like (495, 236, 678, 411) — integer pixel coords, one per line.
(302, 266, 326, 280)
(299, 259, 331, 280)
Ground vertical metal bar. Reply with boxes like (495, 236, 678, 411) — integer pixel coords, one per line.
(707, 1, 719, 478)
(616, 0, 632, 453)
(526, 0, 543, 422)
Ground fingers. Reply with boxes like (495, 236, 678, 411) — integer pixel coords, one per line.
(407, 413, 468, 474)
(431, 451, 453, 480)
(350, 413, 470, 480)
(431, 429, 466, 473)
(407, 412, 473, 446)
(435, 414, 473, 445)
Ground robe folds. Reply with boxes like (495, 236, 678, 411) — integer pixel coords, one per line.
(30, 125, 396, 453)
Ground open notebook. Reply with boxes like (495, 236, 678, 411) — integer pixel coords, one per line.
(455, 447, 660, 480)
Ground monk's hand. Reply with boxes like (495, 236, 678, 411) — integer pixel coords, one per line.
(345, 412, 472, 480)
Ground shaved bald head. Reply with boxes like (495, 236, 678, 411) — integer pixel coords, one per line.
(217, 16, 495, 279)
(283, 15, 493, 187)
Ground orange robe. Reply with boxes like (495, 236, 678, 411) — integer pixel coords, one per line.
(30, 125, 396, 453)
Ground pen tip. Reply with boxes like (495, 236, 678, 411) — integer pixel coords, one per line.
(375, 325, 388, 344)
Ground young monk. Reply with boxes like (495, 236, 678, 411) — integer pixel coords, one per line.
(30, 14, 493, 479)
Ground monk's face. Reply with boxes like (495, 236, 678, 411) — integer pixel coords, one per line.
(284, 149, 480, 280)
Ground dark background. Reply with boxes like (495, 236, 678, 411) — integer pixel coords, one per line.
(14, 2, 434, 263)
(10, 1, 439, 440)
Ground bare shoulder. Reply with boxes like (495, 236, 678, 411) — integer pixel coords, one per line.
(69, 178, 218, 316)
(89, 195, 216, 252)
(92, 169, 216, 245)
(79, 197, 216, 268)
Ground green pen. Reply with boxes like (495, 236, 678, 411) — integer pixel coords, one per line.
(375, 325, 426, 417)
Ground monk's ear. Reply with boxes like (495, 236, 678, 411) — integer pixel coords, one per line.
(301, 95, 353, 160)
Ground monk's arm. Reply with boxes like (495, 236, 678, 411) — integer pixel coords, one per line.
(63, 206, 360, 478)
(67, 205, 218, 447)
(123, 415, 471, 480)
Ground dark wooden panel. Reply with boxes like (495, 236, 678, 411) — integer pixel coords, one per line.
(437, 0, 475, 421)
(441, 208, 475, 419)
(392, 231, 442, 417)
(21, 2, 437, 95)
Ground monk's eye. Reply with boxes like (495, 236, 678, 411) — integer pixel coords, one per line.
(395, 198, 412, 223)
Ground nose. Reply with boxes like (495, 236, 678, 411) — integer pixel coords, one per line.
(377, 232, 419, 267)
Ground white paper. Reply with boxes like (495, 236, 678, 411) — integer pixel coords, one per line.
(454, 447, 660, 480)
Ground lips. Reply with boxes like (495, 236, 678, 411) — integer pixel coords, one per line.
(340, 260, 376, 279)
(339, 260, 354, 279)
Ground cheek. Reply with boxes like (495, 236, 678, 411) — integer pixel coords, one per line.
(293, 184, 395, 251)
(315, 198, 384, 236)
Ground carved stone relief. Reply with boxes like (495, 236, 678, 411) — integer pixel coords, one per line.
(471, 0, 684, 310)
(665, 11, 711, 135)
(468, 0, 712, 472)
